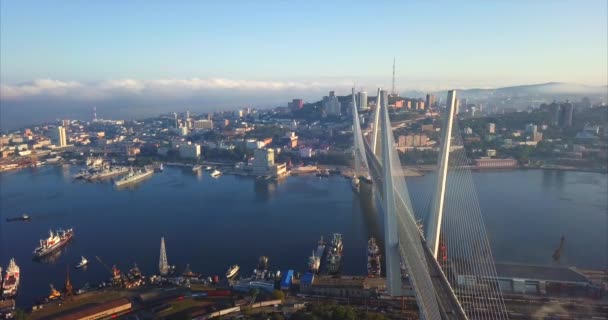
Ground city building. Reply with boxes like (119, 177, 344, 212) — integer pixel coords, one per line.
(398, 134, 428, 148)
(51, 126, 67, 147)
(474, 158, 517, 168)
(415, 100, 425, 110)
(288, 98, 304, 111)
(486, 149, 497, 157)
(561, 102, 574, 127)
(300, 275, 388, 298)
(281, 132, 298, 148)
(357, 91, 368, 110)
(253, 148, 275, 176)
(323, 91, 342, 116)
(394, 100, 404, 108)
(179, 142, 201, 159)
(193, 119, 213, 130)
(487, 123, 496, 134)
(425, 94, 436, 109)
(299, 147, 313, 158)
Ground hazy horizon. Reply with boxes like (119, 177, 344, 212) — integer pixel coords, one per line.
(1, 1, 607, 130)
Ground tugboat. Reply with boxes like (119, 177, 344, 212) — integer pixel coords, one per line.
(367, 237, 381, 277)
(6, 213, 31, 222)
(226, 265, 240, 279)
(33, 228, 74, 258)
(75, 256, 88, 268)
(2, 258, 20, 298)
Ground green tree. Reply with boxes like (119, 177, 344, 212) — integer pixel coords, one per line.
(272, 289, 286, 301)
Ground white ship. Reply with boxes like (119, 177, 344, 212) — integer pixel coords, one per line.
(226, 264, 240, 279)
(210, 169, 222, 178)
(75, 256, 88, 268)
(114, 168, 154, 187)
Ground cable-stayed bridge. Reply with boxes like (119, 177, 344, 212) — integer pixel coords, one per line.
(351, 89, 509, 319)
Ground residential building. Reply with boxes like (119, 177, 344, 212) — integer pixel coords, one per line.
(193, 119, 214, 130)
(323, 91, 342, 116)
(253, 148, 275, 176)
(289, 98, 304, 111)
(487, 123, 496, 134)
(51, 126, 67, 147)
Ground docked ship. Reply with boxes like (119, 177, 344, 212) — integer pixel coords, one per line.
(2, 258, 20, 298)
(114, 168, 154, 187)
(315, 236, 326, 261)
(367, 237, 381, 277)
(308, 251, 320, 273)
(226, 264, 240, 279)
(326, 233, 343, 274)
(87, 166, 130, 180)
(33, 228, 74, 258)
(351, 176, 360, 192)
(257, 256, 269, 271)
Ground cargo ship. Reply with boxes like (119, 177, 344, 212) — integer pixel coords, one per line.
(87, 166, 130, 180)
(33, 228, 74, 258)
(2, 258, 20, 298)
(326, 233, 343, 274)
(114, 168, 154, 187)
(367, 237, 381, 277)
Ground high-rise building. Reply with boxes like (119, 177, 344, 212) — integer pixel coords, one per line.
(289, 98, 304, 110)
(561, 102, 574, 127)
(323, 91, 342, 116)
(525, 123, 538, 136)
(357, 91, 368, 110)
(51, 126, 67, 147)
(487, 123, 496, 134)
(425, 94, 436, 109)
(253, 148, 275, 176)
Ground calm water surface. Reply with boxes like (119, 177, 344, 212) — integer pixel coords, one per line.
(0, 166, 606, 307)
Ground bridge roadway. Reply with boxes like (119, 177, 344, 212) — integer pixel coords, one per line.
(362, 137, 467, 320)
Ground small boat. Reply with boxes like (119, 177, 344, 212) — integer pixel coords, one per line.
(6, 214, 31, 222)
(75, 256, 88, 268)
(205, 166, 214, 171)
(192, 165, 202, 172)
(210, 169, 222, 178)
(226, 264, 240, 279)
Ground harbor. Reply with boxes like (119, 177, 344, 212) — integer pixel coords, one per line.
(0, 166, 607, 317)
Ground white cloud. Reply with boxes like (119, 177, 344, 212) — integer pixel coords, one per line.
(0, 77, 353, 101)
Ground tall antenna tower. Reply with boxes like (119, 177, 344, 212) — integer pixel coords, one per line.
(93, 106, 98, 121)
(391, 57, 396, 96)
(159, 237, 169, 276)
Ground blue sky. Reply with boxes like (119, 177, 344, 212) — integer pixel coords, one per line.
(2, 1, 606, 87)
(0, 1, 606, 129)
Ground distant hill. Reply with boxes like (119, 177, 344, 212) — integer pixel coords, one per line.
(431, 82, 607, 100)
